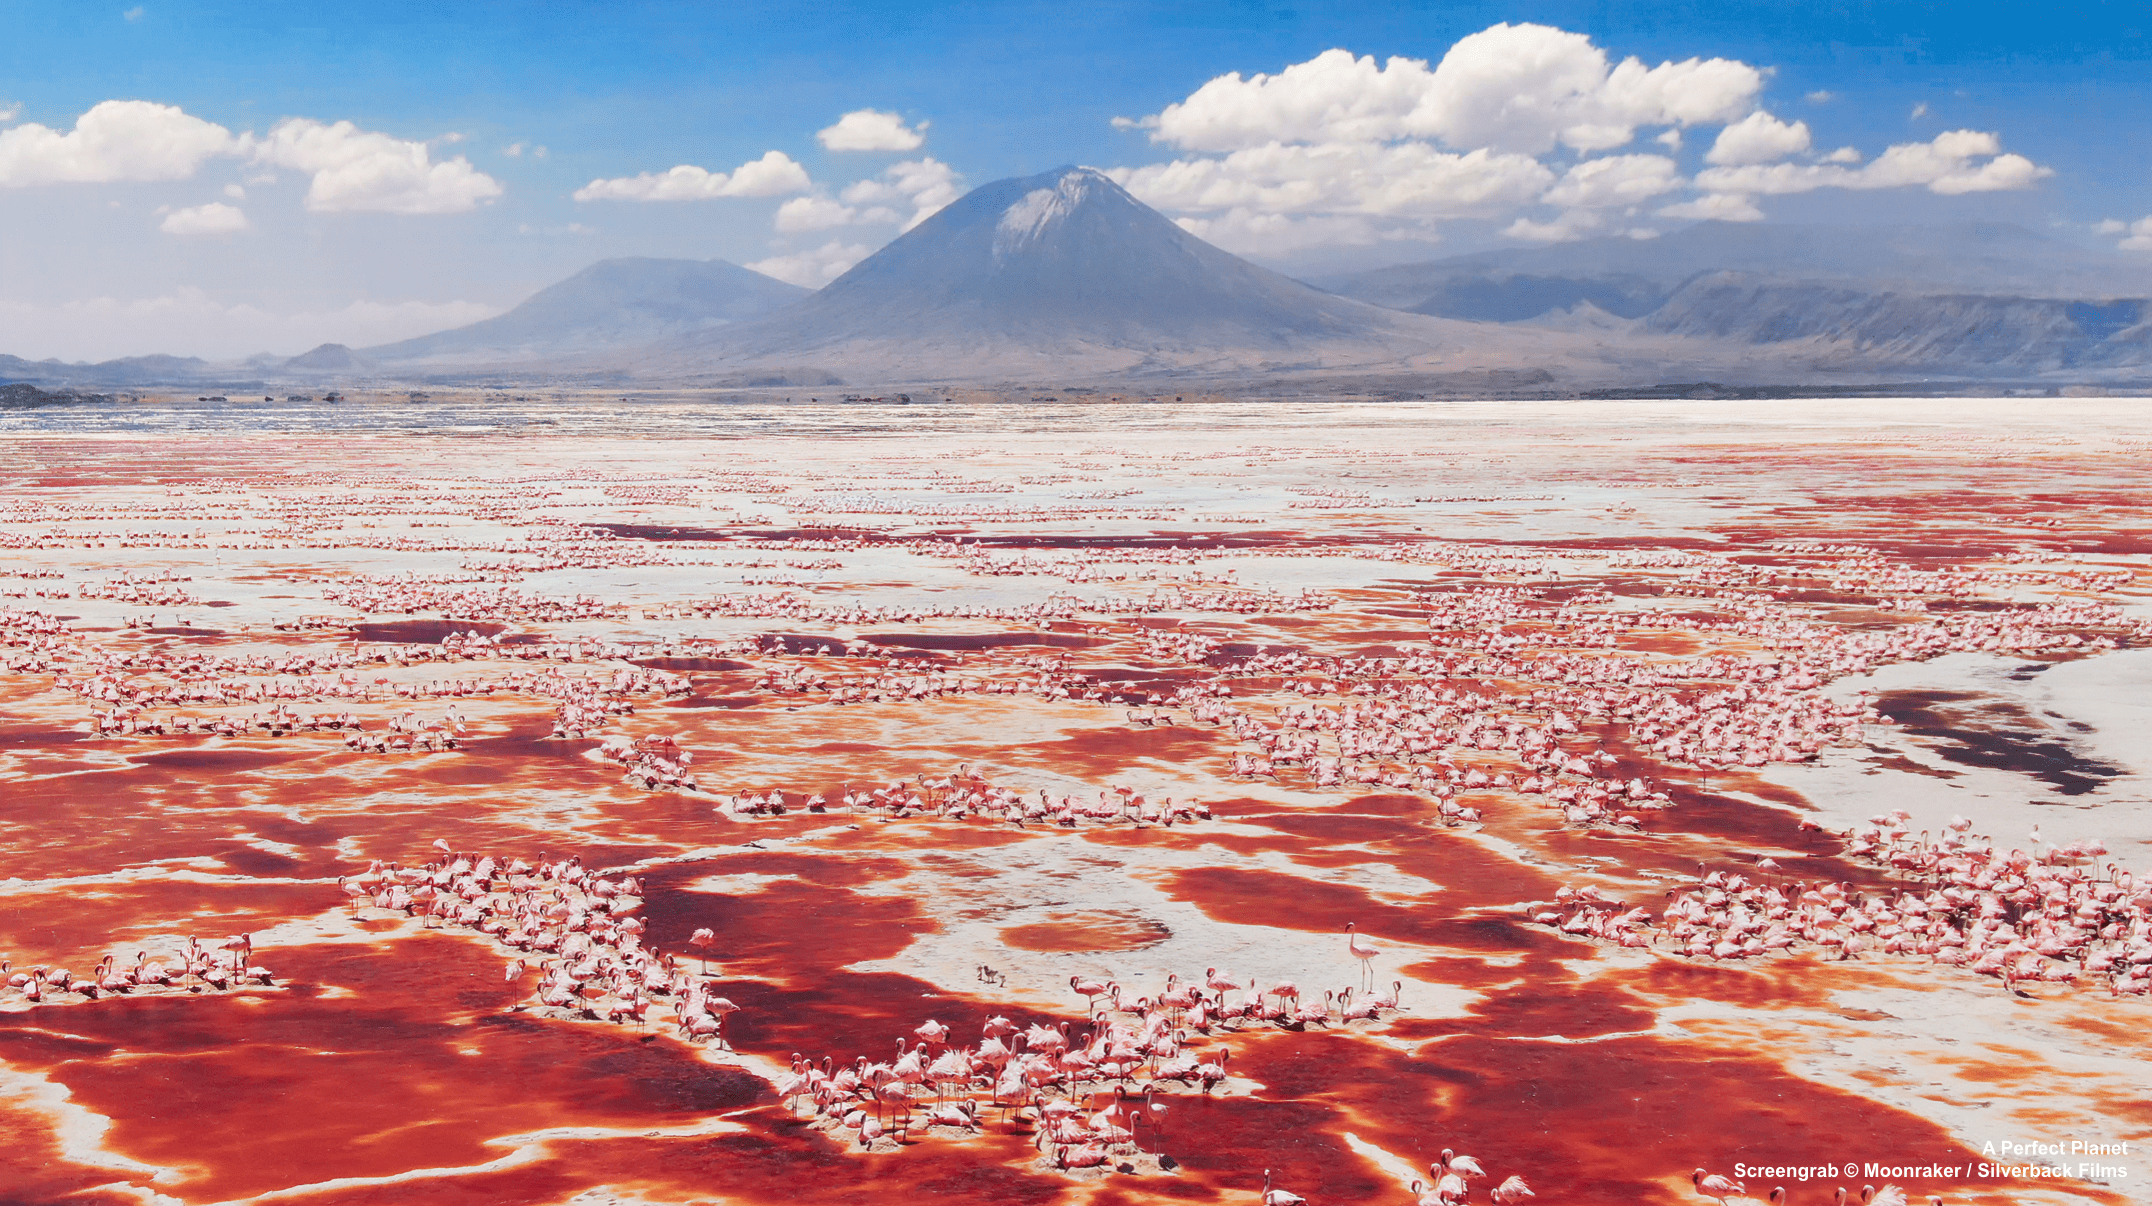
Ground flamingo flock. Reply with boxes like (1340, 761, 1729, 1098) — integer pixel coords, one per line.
(1536, 816, 2152, 994)
(336, 842, 743, 1044)
(715, 765, 1216, 826)
(2, 935, 271, 1004)
(771, 957, 1411, 1171)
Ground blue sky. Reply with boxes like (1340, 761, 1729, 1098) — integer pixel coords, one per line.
(1, 0, 2147, 359)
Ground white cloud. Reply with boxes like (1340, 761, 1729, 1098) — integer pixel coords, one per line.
(1695, 129, 2051, 197)
(0, 102, 20, 123)
(1540, 154, 1682, 209)
(1113, 142, 1553, 223)
(1705, 110, 1811, 166)
(1656, 192, 1765, 222)
(745, 240, 870, 288)
(2094, 219, 2127, 234)
(0, 290, 500, 361)
(816, 109, 927, 152)
(1805, 90, 1836, 104)
(0, 99, 239, 186)
(1910, 101, 1929, 119)
(159, 201, 247, 235)
(1102, 25, 2048, 257)
(222, 182, 244, 198)
(774, 194, 858, 232)
(838, 156, 963, 229)
(574, 150, 811, 202)
(503, 141, 525, 157)
(123, 5, 145, 20)
(2110, 216, 2152, 252)
(1173, 209, 1384, 256)
(1502, 209, 1605, 242)
(253, 118, 504, 213)
(1139, 27, 1760, 156)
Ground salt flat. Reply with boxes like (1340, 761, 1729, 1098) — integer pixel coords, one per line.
(1, 397, 2146, 1206)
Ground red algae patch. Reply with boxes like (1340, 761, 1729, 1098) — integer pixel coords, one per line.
(999, 910, 1173, 952)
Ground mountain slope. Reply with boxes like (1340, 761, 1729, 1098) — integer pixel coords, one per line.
(624, 166, 1561, 382)
(362, 257, 808, 364)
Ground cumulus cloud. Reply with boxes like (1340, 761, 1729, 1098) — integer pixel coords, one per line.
(253, 118, 503, 213)
(1106, 26, 2054, 254)
(0, 289, 499, 361)
(1695, 129, 2051, 196)
(816, 109, 927, 152)
(2107, 216, 2152, 252)
(1502, 210, 1606, 243)
(774, 194, 860, 232)
(158, 201, 247, 234)
(1655, 192, 1765, 222)
(1138, 27, 1760, 156)
(574, 150, 811, 202)
(746, 240, 870, 288)
(0, 101, 506, 216)
(1113, 143, 1553, 222)
(838, 156, 963, 229)
(0, 99, 239, 186)
(1540, 154, 1682, 209)
(1171, 210, 1384, 257)
(1705, 111, 1811, 166)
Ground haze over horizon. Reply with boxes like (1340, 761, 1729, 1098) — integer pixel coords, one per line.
(2, 0, 2148, 361)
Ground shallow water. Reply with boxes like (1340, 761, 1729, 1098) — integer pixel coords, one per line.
(2, 396, 2148, 1206)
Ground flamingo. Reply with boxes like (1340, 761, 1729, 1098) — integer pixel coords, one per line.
(1695, 1168, 1746, 1204)
(1070, 975, 1114, 1015)
(1262, 1168, 1307, 1206)
(688, 927, 715, 973)
(1490, 1175, 1535, 1204)
(1438, 1149, 1486, 1179)
(1346, 921, 1379, 987)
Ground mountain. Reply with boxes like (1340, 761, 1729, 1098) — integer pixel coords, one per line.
(1323, 222, 2152, 323)
(1643, 274, 2152, 371)
(361, 257, 808, 365)
(623, 166, 1589, 383)
(0, 352, 215, 387)
(284, 343, 367, 371)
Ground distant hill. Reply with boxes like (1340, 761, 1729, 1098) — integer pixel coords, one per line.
(1322, 221, 2152, 322)
(1643, 273, 2152, 371)
(360, 257, 809, 365)
(623, 166, 1581, 383)
(0, 352, 214, 387)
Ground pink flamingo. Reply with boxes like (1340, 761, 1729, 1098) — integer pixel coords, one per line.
(1695, 1169, 1746, 1204)
(688, 927, 715, 973)
(1262, 1168, 1307, 1206)
(1490, 1174, 1535, 1204)
(1346, 922, 1380, 987)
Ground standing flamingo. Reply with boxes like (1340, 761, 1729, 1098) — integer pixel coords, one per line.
(688, 927, 716, 973)
(1346, 922, 1379, 987)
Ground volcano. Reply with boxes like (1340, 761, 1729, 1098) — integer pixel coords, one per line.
(630, 166, 1524, 382)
